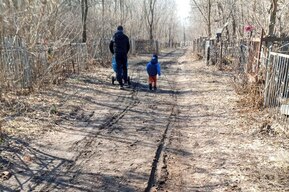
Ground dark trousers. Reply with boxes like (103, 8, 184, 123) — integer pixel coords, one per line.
(115, 53, 128, 86)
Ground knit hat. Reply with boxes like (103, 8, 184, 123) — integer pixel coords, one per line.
(151, 54, 158, 64)
(117, 25, 123, 31)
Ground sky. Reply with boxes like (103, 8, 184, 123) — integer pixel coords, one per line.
(176, 0, 191, 23)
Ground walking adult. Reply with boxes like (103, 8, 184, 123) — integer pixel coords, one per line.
(109, 26, 130, 89)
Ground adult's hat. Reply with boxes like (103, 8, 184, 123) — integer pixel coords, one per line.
(117, 26, 123, 31)
(152, 54, 158, 59)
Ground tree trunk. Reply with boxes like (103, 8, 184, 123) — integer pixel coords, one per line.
(144, 0, 157, 40)
(268, 0, 278, 36)
(208, 0, 211, 37)
(81, 0, 88, 43)
(232, 0, 236, 37)
(120, 0, 123, 25)
(240, 0, 244, 37)
(149, 0, 156, 40)
(102, 0, 105, 36)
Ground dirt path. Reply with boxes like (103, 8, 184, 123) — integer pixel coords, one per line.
(2, 48, 289, 192)
(0, 49, 181, 191)
(157, 50, 289, 191)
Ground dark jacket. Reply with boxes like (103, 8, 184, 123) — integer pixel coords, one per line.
(146, 57, 161, 76)
(109, 31, 130, 55)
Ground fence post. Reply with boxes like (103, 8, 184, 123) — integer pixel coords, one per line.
(264, 47, 273, 107)
(219, 39, 223, 69)
(256, 29, 264, 74)
(205, 40, 210, 65)
(196, 39, 199, 52)
(155, 40, 159, 55)
(202, 38, 206, 58)
(130, 39, 135, 55)
(22, 44, 32, 88)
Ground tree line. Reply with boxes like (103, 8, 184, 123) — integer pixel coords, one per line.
(0, 0, 182, 48)
(189, 0, 288, 40)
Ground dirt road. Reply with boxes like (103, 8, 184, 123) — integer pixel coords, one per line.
(1, 48, 289, 192)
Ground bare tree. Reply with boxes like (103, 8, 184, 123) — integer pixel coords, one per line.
(191, 0, 213, 37)
(81, 0, 88, 42)
(268, 0, 278, 36)
(143, 0, 157, 40)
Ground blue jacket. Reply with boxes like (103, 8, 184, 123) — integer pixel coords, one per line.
(146, 57, 161, 76)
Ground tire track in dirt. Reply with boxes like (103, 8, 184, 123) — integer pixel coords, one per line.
(3, 50, 185, 191)
(65, 48, 182, 191)
(145, 98, 178, 192)
(145, 49, 185, 192)
(34, 65, 144, 191)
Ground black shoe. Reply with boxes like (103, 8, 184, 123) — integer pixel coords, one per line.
(119, 85, 124, 90)
(153, 86, 157, 91)
(149, 84, 152, 90)
(124, 84, 130, 88)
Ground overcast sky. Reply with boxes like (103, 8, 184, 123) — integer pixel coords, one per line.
(176, 0, 191, 23)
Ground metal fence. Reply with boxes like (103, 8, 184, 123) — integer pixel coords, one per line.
(193, 35, 289, 130)
(193, 37, 206, 57)
(0, 37, 32, 89)
(0, 37, 88, 91)
(264, 53, 289, 106)
(263, 52, 289, 129)
(0, 36, 181, 93)
(193, 36, 264, 74)
(130, 39, 180, 55)
(89, 38, 111, 63)
(131, 39, 159, 55)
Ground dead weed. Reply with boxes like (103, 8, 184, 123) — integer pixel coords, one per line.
(232, 73, 264, 110)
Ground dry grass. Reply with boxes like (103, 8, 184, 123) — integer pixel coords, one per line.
(0, 92, 39, 137)
(232, 73, 265, 110)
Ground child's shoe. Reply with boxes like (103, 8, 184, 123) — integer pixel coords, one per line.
(149, 84, 152, 90)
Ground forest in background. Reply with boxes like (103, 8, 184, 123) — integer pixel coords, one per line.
(1, 0, 289, 55)
(0, 0, 184, 94)
(189, 0, 289, 40)
(1, 0, 289, 94)
(0, 0, 182, 47)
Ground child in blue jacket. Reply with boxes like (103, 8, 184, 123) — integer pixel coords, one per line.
(146, 54, 161, 90)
